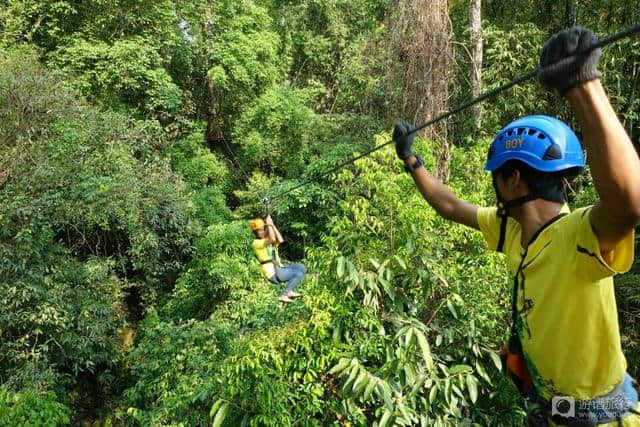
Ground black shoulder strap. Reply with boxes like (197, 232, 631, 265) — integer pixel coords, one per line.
(497, 215, 508, 253)
(509, 212, 568, 350)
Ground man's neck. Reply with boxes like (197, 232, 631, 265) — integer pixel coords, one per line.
(510, 199, 565, 247)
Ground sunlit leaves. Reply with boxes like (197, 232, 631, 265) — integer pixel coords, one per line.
(0, 388, 71, 426)
(210, 400, 230, 427)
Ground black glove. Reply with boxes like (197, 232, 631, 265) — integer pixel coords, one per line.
(538, 26, 602, 94)
(392, 120, 416, 160)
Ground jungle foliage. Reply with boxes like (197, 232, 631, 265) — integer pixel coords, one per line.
(0, 0, 638, 425)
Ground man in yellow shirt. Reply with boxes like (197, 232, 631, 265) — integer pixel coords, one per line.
(393, 27, 639, 425)
(250, 214, 306, 303)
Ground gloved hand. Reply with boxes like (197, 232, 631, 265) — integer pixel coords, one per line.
(392, 120, 416, 160)
(538, 26, 602, 94)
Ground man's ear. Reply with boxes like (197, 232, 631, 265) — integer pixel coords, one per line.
(508, 169, 530, 195)
(508, 169, 520, 189)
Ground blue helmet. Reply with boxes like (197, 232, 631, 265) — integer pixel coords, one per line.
(485, 115, 585, 173)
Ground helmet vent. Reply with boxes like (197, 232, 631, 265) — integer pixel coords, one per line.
(517, 128, 525, 135)
(537, 133, 547, 140)
(543, 143, 563, 160)
(507, 130, 514, 136)
(528, 129, 537, 135)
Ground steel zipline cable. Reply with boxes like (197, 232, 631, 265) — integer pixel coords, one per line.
(262, 23, 640, 206)
(221, 137, 253, 183)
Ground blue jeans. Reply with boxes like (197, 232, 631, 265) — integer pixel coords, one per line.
(270, 263, 306, 295)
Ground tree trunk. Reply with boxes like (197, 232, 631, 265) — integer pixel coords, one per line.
(388, 0, 452, 181)
(469, 0, 483, 135)
(200, 9, 225, 146)
(205, 79, 225, 145)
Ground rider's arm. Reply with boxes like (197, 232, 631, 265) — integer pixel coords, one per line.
(404, 155, 480, 230)
(265, 215, 283, 245)
(272, 224, 284, 245)
(566, 80, 640, 253)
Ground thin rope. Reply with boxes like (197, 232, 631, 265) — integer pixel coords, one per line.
(221, 138, 252, 183)
(266, 23, 640, 203)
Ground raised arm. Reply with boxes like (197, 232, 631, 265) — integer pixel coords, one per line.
(538, 27, 640, 252)
(394, 122, 479, 230)
(568, 81, 640, 250)
(265, 215, 284, 245)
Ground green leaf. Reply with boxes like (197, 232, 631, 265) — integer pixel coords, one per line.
(377, 382, 393, 410)
(329, 358, 350, 375)
(489, 351, 502, 371)
(452, 384, 464, 399)
(449, 395, 459, 414)
(337, 257, 345, 278)
(466, 375, 478, 404)
(394, 255, 407, 270)
(446, 300, 458, 319)
(332, 323, 342, 343)
(409, 375, 427, 398)
(404, 328, 414, 347)
(452, 293, 464, 304)
(212, 402, 229, 427)
(448, 364, 473, 375)
(352, 371, 368, 394)
(404, 364, 415, 384)
(379, 409, 392, 427)
(475, 361, 492, 385)
(343, 366, 360, 391)
(415, 330, 434, 371)
(363, 377, 378, 400)
(207, 66, 229, 88)
(444, 378, 451, 403)
(210, 399, 223, 419)
(406, 237, 415, 254)
(429, 385, 438, 403)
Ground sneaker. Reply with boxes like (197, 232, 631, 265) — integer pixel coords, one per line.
(287, 291, 302, 298)
(279, 295, 293, 303)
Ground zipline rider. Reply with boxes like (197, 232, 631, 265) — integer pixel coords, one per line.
(250, 215, 306, 304)
(393, 27, 639, 426)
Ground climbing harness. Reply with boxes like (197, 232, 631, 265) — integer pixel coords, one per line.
(499, 213, 567, 397)
(253, 243, 280, 284)
(497, 211, 640, 426)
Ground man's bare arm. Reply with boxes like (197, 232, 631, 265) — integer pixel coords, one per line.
(403, 156, 479, 230)
(567, 80, 640, 252)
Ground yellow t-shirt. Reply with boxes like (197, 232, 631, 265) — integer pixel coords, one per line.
(252, 238, 276, 279)
(477, 205, 635, 409)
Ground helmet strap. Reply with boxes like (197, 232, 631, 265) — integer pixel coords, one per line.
(497, 194, 538, 217)
(493, 173, 539, 216)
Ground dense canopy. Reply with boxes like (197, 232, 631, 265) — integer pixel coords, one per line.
(0, 0, 638, 425)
